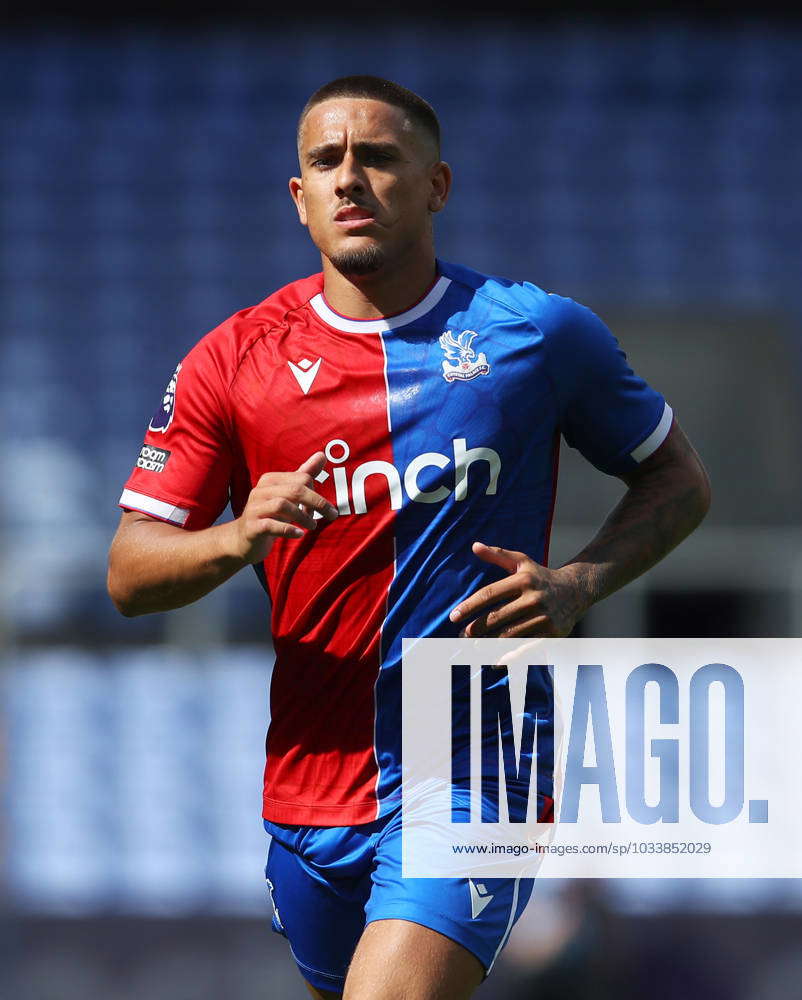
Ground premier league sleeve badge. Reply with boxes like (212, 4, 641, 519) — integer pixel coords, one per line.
(148, 362, 182, 433)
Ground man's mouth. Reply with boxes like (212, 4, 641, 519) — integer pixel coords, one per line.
(335, 206, 374, 221)
(334, 206, 377, 229)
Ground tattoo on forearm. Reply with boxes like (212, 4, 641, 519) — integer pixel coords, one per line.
(564, 424, 710, 608)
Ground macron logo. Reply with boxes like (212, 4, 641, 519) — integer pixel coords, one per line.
(469, 880, 493, 919)
(288, 357, 322, 394)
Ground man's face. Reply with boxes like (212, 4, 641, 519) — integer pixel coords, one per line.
(290, 98, 449, 276)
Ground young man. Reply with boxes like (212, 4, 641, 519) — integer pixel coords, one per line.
(108, 76, 711, 999)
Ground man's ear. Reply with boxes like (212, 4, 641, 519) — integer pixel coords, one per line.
(428, 161, 452, 214)
(289, 176, 307, 226)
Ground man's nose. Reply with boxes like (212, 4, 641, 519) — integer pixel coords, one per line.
(334, 152, 365, 198)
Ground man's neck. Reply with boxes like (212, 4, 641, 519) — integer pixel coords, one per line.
(321, 248, 438, 320)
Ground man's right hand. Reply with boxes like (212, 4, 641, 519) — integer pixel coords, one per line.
(230, 451, 339, 564)
(109, 451, 339, 617)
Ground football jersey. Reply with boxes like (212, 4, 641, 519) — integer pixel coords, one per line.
(119, 259, 672, 826)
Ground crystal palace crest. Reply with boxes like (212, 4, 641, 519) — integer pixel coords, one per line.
(439, 330, 491, 382)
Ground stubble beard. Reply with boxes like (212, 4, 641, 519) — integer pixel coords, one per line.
(328, 243, 386, 277)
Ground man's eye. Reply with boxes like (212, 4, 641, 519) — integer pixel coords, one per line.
(312, 158, 334, 169)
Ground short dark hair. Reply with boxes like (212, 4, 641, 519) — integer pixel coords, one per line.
(298, 75, 441, 158)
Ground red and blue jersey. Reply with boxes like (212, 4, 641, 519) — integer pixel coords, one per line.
(119, 260, 672, 826)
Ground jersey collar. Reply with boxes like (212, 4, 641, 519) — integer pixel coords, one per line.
(309, 274, 452, 333)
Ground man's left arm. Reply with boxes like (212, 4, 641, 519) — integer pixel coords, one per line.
(449, 420, 711, 638)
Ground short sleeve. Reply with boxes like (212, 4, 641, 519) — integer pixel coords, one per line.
(118, 337, 235, 529)
(540, 294, 673, 476)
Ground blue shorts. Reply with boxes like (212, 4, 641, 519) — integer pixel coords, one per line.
(263, 802, 535, 994)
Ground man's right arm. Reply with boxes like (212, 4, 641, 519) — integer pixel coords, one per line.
(108, 452, 337, 617)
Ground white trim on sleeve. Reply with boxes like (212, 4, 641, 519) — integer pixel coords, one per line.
(631, 402, 673, 464)
(119, 488, 190, 526)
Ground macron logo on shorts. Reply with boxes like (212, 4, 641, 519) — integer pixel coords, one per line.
(469, 880, 494, 919)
